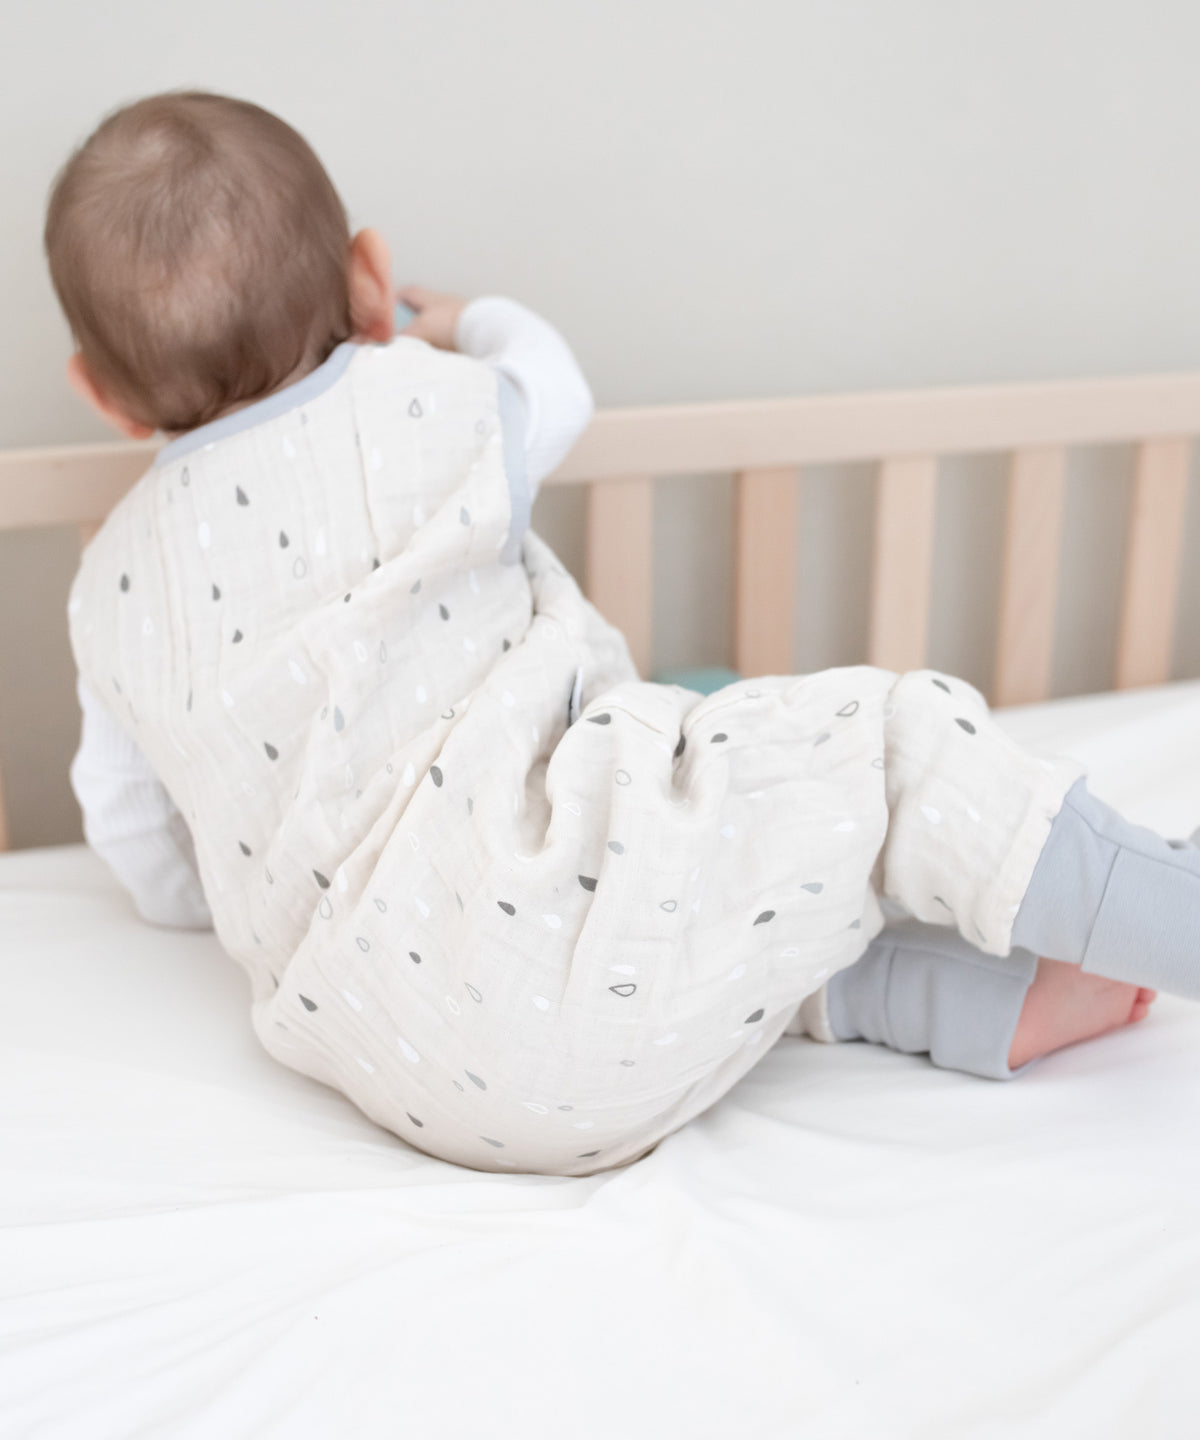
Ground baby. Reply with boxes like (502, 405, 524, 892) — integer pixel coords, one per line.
(50, 92, 1193, 1177)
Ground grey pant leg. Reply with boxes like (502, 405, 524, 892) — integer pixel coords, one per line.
(827, 920, 1039, 1081)
(1012, 778, 1200, 998)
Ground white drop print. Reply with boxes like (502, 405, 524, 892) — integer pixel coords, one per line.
(720, 824, 737, 839)
(398, 1038, 420, 1063)
(532, 996, 550, 1011)
(319, 896, 333, 918)
(781, 947, 800, 958)
(407, 831, 420, 852)
(834, 820, 856, 832)
(142, 617, 153, 636)
(653, 1033, 679, 1046)
(356, 1057, 375, 1073)
(292, 558, 307, 580)
(523, 1102, 549, 1115)
(463, 637, 476, 653)
(747, 790, 764, 799)
(727, 964, 747, 981)
(344, 765, 355, 791)
(369, 447, 383, 470)
(288, 660, 308, 684)
(502, 691, 515, 707)
(283, 436, 297, 459)
(198, 522, 211, 549)
(745, 1031, 765, 1046)
(571, 1121, 595, 1130)
(221, 689, 235, 708)
(728, 1029, 744, 1042)
(402, 761, 416, 785)
(446, 995, 462, 1015)
(921, 805, 942, 825)
(610, 964, 637, 975)
(415, 684, 428, 703)
(690, 867, 702, 884)
(814, 968, 830, 981)
(342, 990, 363, 1011)
(614, 769, 632, 786)
(967, 806, 982, 823)
(413, 503, 426, 526)
(414, 896, 430, 918)
(240, 781, 256, 797)
(563, 801, 581, 815)
(532, 726, 540, 746)
(354, 640, 369, 663)
(469, 570, 480, 594)
(315, 529, 326, 557)
(542, 914, 562, 929)
(336, 867, 348, 892)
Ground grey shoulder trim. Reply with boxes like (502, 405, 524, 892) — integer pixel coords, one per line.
(496, 371, 530, 565)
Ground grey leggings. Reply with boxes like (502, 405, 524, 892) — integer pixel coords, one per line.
(827, 778, 1200, 1079)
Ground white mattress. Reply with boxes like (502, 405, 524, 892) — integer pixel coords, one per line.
(4, 682, 1200, 1439)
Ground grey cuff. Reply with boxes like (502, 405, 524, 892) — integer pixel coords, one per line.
(827, 920, 1039, 1081)
(1012, 778, 1200, 999)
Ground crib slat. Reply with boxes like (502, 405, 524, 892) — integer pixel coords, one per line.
(1115, 437, 1191, 689)
(868, 455, 938, 672)
(586, 476, 654, 676)
(993, 446, 1067, 706)
(0, 766, 9, 853)
(735, 467, 798, 676)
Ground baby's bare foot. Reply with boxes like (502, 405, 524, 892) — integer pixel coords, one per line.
(1008, 957, 1157, 1070)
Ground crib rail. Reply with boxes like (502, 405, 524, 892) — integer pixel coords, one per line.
(4, 370, 1200, 852)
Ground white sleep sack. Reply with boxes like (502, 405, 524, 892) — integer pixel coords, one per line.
(69, 335, 1081, 1175)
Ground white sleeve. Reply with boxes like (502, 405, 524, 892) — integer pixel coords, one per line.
(70, 676, 213, 930)
(454, 296, 594, 497)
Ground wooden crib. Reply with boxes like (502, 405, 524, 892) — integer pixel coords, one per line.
(3, 370, 1200, 853)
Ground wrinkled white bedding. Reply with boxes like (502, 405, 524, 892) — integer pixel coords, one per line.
(3, 682, 1200, 1439)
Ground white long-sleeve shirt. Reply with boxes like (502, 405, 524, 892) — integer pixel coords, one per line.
(71, 297, 593, 930)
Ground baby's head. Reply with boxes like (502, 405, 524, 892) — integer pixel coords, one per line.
(45, 91, 394, 437)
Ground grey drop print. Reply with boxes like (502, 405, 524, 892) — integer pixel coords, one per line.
(607, 841, 624, 855)
(409, 951, 421, 964)
(374, 897, 387, 913)
(264, 742, 279, 760)
(181, 467, 190, 486)
(497, 901, 516, 916)
(299, 995, 318, 1011)
(314, 870, 331, 889)
(466, 984, 483, 1003)
(439, 604, 450, 620)
(407, 1113, 424, 1127)
(334, 707, 345, 731)
(660, 899, 677, 913)
(801, 881, 824, 894)
(236, 486, 249, 506)
(578, 875, 597, 892)
(932, 678, 951, 693)
(212, 585, 221, 601)
(356, 937, 370, 952)
(710, 733, 728, 744)
(587, 713, 612, 726)
(745, 1009, 765, 1023)
(466, 1071, 487, 1090)
(609, 983, 637, 997)
(279, 531, 289, 548)
(956, 718, 976, 734)
(238, 841, 252, 856)
(753, 910, 775, 925)
(836, 700, 859, 717)
(459, 507, 470, 526)
(814, 732, 831, 747)
(430, 765, 444, 787)
(119, 573, 130, 592)
(410, 579, 422, 594)
(409, 398, 423, 418)
(232, 630, 243, 643)
(577, 1151, 601, 1159)
(480, 1137, 505, 1148)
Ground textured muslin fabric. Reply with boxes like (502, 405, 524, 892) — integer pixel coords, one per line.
(68, 334, 1082, 1176)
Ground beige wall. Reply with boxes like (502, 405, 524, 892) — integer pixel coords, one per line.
(5, 0, 1200, 848)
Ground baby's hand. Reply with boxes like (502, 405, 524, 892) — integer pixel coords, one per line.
(396, 286, 468, 351)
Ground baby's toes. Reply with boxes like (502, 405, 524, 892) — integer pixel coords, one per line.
(1130, 988, 1158, 1023)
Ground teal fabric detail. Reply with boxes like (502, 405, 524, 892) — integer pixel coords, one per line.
(653, 666, 741, 695)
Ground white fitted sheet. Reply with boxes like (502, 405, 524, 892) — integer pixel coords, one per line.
(3, 681, 1200, 1439)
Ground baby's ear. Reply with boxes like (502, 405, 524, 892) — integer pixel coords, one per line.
(66, 354, 155, 440)
(348, 228, 395, 343)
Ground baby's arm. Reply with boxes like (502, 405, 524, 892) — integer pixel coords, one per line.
(398, 288, 594, 493)
(70, 676, 213, 929)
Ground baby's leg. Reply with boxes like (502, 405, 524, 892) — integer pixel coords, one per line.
(823, 921, 1156, 1079)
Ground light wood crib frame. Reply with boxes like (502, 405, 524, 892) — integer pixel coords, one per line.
(3, 370, 1200, 855)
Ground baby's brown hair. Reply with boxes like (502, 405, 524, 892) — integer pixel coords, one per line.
(45, 91, 352, 433)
